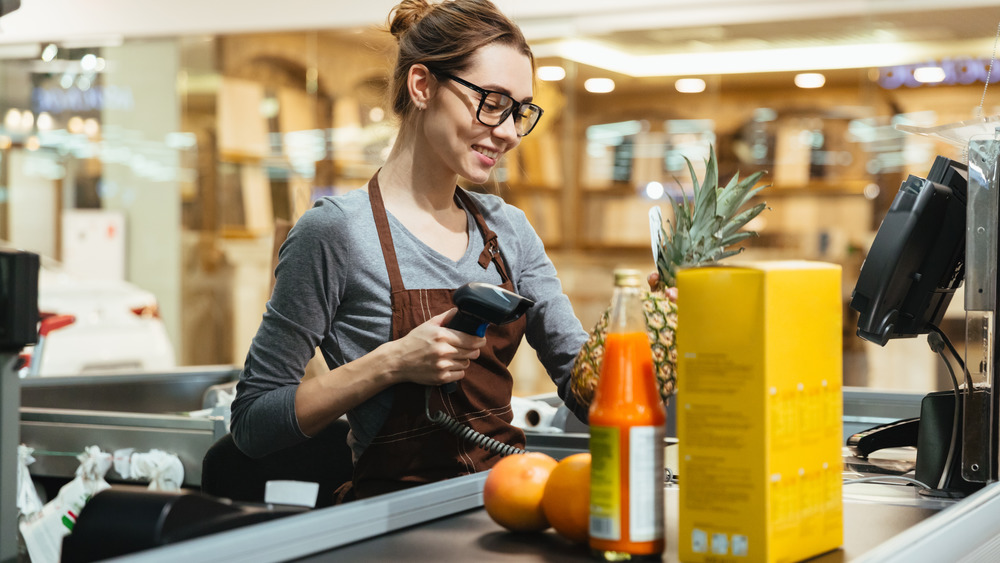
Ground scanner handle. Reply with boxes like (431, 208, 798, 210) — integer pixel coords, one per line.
(441, 311, 487, 393)
(447, 311, 488, 337)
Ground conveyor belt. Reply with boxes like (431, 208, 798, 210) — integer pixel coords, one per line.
(104, 473, 980, 563)
(296, 488, 944, 563)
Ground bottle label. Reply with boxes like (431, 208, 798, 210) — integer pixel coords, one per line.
(589, 425, 621, 540)
(629, 425, 664, 542)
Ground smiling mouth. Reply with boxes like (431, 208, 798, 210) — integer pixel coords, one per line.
(474, 145, 499, 161)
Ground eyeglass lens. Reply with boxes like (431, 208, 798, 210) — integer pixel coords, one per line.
(477, 92, 541, 136)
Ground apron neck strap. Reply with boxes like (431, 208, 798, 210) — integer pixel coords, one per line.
(368, 173, 513, 292)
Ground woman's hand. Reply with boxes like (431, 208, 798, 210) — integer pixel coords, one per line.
(294, 308, 485, 436)
(648, 272, 678, 302)
(387, 308, 487, 386)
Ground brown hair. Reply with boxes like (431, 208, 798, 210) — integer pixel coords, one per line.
(386, 0, 534, 119)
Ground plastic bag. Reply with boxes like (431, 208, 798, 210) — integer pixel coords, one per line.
(113, 447, 185, 491)
(17, 445, 43, 519)
(19, 446, 111, 563)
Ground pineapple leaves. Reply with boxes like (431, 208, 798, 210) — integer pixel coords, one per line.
(714, 248, 744, 261)
(718, 230, 757, 249)
(652, 144, 769, 288)
(716, 170, 766, 220)
(719, 202, 768, 239)
(689, 150, 718, 244)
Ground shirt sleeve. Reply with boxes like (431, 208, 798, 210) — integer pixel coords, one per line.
(501, 205, 591, 424)
(229, 203, 348, 458)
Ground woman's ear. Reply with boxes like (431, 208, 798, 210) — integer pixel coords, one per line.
(407, 64, 435, 111)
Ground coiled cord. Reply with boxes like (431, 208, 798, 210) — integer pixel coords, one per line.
(424, 387, 525, 457)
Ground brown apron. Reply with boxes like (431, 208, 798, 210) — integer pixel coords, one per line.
(348, 173, 527, 500)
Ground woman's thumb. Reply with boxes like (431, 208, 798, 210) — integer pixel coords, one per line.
(433, 307, 459, 326)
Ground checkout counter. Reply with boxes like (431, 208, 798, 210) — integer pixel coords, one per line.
(13, 374, 1000, 563)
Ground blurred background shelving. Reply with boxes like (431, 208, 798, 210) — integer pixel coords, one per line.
(1, 0, 997, 395)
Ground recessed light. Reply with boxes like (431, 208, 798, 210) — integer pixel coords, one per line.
(41, 44, 58, 62)
(675, 78, 706, 93)
(584, 78, 615, 93)
(913, 66, 945, 83)
(794, 73, 826, 88)
(537, 66, 566, 81)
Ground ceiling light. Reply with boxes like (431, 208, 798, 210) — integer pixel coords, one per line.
(584, 78, 615, 93)
(537, 66, 566, 81)
(533, 37, 995, 77)
(36, 112, 54, 131)
(794, 73, 826, 88)
(41, 44, 58, 62)
(913, 66, 946, 83)
(67, 116, 84, 134)
(675, 78, 706, 93)
(19, 111, 34, 130)
(259, 97, 280, 119)
(80, 54, 98, 72)
(83, 118, 100, 138)
(4, 109, 20, 130)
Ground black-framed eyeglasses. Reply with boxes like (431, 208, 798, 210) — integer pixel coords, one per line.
(440, 73, 544, 137)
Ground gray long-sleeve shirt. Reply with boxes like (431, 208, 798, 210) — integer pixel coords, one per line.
(230, 187, 589, 460)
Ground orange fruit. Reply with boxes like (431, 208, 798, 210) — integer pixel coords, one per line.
(541, 452, 591, 543)
(483, 452, 558, 532)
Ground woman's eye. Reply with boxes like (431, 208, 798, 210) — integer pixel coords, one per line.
(482, 94, 508, 113)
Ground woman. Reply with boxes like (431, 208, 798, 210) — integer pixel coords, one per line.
(230, 0, 589, 501)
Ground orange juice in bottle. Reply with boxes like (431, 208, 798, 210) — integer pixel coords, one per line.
(589, 269, 666, 560)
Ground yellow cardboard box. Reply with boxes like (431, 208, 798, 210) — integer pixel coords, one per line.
(676, 261, 843, 563)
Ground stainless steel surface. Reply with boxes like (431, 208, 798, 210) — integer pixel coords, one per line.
(21, 407, 226, 487)
(20, 365, 240, 413)
(854, 482, 1000, 563)
(963, 137, 1000, 485)
(18, 367, 239, 489)
(524, 432, 588, 460)
(1, 354, 20, 563)
(102, 473, 968, 562)
(108, 471, 491, 563)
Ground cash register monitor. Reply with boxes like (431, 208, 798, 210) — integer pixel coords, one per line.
(848, 156, 974, 493)
(850, 156, 968, 347)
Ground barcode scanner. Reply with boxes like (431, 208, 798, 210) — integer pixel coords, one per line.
(442, 282, 534, 393)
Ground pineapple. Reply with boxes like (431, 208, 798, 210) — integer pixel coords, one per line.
(570, 145, 768, 407)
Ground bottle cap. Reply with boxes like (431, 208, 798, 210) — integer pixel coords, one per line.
(613, 268, 642, 287)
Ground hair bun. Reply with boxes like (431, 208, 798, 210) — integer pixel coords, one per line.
(389, 0, 434, 40)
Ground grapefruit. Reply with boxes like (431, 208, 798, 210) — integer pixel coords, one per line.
(542, 452, 591, 543)
(483, 452, 558, 532)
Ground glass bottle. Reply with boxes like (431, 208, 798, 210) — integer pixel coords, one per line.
(589, 269, 666, 560)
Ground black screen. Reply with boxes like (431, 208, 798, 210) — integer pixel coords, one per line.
(850, 156, 968, 346)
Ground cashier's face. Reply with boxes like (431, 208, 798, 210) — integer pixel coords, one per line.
(420, 43, 534, 185)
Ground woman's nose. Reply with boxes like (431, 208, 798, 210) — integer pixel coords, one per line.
(493, 112, 520, 143)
